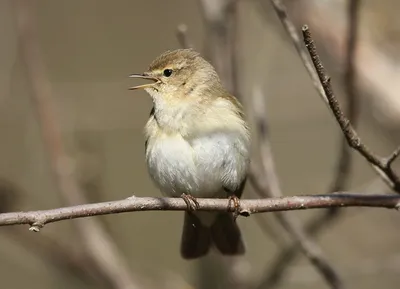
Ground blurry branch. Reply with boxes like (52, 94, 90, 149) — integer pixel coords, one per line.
(302, 25, 400, 192)
(198, 0, 240, 95)
(176, 24, 193, 49)
(0, 179, 113, 288)
(260, 0, 359, 190)
(330, 0, 361, 193)
(260, 0, 327, 104)
(7, 230, 115, 288)
(255, 182, 388, 289)
(250, 188, 288, 246)
(259, 1, 362, 286)
(249, 88, 344, 289)
(0, 194, 399, 228)
(0, 179, 19, 213)
(286, 1, 400, 128)
(14, 1, 138, 289)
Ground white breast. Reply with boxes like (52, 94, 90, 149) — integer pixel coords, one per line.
(146, 131, 250, 198)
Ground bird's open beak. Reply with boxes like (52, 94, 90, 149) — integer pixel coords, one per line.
(129, 74, 160, 90)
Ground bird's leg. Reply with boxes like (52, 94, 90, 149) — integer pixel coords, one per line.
(228, 195, 241, 220)
(181, 193, 200, 211)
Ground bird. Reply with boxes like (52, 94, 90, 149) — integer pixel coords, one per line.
(129, 48, 251, 259)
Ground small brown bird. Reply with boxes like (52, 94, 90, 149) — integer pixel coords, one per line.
(129, 49, 251, 259)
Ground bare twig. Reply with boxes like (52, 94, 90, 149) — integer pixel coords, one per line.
(0, 194, 399, 228)
(282, 1, 400, 128)
(250, 88, 344, 288)
(302, 25, 400, 192)
(260, 1, 363, 286)
(14, 1, 138, 289)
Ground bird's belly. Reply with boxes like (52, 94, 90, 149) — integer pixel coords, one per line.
(146, 132, 249, 198)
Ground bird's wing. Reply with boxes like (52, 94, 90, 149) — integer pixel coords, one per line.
(144, 106, 155, 154)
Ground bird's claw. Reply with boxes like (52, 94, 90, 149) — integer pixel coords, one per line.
(228, 195, 241, 220)
(181, 193, 200, 211)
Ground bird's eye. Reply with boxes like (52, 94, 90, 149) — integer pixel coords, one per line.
(163, 69, 173, 77)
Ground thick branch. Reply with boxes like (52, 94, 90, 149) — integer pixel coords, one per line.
(0, 194, 399, 229)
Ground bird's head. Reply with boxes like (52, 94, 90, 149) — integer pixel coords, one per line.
(129, 49, 223, 103)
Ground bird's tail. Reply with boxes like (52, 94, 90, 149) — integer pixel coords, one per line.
(211, 212, 245, 255)
(180, 212, 245, 259)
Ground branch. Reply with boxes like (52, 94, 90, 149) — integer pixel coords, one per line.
(14, 1, 138, 288)
(0, 179, 115, 288)
(250, 88, 344, 289)
(259, 1, 362, 286)
(302, 25, 400, 192)
(284, 0, 400, 129)
(261, 0, 360, 193)
(0, 194, 399, 228)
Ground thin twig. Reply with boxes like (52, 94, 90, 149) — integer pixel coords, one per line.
(302, 25, 400, 192)
(261, 1, 363, 286)
(284, 0, 400, 128)
(14, 1, 138, 289)
(250, 88, 344, 289)
(0, 194, 399, 228)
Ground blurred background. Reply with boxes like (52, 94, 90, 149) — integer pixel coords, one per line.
(1, 0, 400, 288)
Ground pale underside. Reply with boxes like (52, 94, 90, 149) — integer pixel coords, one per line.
(145, 129, 249, 198)
(144, 89, 250, 201)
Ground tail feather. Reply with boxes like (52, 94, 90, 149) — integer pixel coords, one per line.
(211, 213, 245, 255)
(180, 212, 245, 259)
(181, 212, 212, 259)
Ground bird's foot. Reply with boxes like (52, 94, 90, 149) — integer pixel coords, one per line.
(181, 193, 200, 211)
(228, 195, 241, 220)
